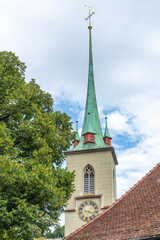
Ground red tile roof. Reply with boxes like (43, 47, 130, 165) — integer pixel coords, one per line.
(65, 163, 160, 240)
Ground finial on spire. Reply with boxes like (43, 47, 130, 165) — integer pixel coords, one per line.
(85, 5, 95, 29)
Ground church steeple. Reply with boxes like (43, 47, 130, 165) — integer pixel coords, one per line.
(65, 10, 118, 237)
(73, 18, 107, 150)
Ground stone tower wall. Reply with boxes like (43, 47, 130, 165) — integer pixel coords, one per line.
(65, 149, 116, 237)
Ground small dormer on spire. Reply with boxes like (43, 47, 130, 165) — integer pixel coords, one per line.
(73, 121, 80, 148)
(104, 117, 112, 146)
(83, 113, 95, 144)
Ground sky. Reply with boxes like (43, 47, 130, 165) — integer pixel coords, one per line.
(1, 0, 160, 225)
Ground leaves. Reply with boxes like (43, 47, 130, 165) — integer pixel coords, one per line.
(44, 224, 65, 238)
(0, 51, 75, 240)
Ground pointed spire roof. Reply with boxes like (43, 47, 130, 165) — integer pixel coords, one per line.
(73, 26, 106, 150)
(104, 117, 112, 139)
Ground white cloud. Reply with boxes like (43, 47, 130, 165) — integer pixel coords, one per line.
(107, 111, 134, 135)
(1, 0, 160, 225)
(145, 31, 160, 56)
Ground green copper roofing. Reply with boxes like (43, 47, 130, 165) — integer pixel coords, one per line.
(104, 117, 112, 139)
(73, 27, 107, 151)
(75, 121, 80, 141)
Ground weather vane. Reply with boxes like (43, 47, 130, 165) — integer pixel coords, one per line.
(85, 5, 95, 29)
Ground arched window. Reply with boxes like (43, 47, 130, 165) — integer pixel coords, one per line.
(84, 165, 94, 193)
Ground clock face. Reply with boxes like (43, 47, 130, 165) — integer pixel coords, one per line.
(78, 200, 99, 222)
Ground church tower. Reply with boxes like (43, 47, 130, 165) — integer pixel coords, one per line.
(65, 10, 118, 237)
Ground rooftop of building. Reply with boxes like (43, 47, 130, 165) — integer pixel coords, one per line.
(65, 162, 160, 240)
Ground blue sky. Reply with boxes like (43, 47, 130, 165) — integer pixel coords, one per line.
(1, 0, 160, 225)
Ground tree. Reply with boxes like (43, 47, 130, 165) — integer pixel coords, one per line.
(0, 51, 75, 240)
(44, 224, 65, 238)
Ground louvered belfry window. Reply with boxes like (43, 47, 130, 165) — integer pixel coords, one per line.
(84, 173, 89, 193)
(84, 165, 94, 193)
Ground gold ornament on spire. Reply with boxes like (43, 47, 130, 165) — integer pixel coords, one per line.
(85, 5, 95, 29)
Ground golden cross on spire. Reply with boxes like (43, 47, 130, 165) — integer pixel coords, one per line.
(85, 5, 95, 29)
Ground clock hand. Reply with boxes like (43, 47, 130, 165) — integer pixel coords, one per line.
(85, 206, 91, 216)
(85, 207, 95, 214)
(89, 209, 95, 214)
(88, 209, 95, 214)
(85, 209, 90, 215)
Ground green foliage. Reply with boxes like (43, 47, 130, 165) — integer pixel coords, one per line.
(44, 224, 64, 238)
(0, 51, 75, 240)
(34, 238, 44, 240)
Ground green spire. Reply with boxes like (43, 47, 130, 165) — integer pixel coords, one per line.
(73, 26, 106, 150)
(75, 121, 80, 141)
(104, 117, 112, 138)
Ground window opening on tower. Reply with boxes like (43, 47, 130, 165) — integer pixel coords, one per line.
(84, 165, 95, 193)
